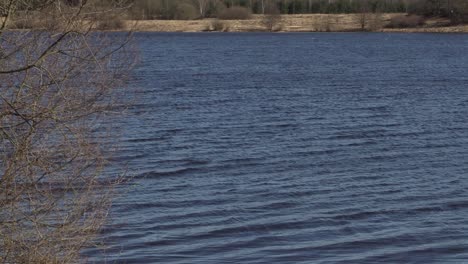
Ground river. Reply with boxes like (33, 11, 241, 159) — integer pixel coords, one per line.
(85, 32, 468, 263)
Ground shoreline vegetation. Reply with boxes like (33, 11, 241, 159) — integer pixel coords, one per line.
(112, 0, 468, 33)
(6, 14, 468, 33)
(119, 14, 468, 33)
(4, 0, 468, 33)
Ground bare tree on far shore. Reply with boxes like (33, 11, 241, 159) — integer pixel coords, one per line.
(357, 1, 370, 30)
(369, 11, 384, 31)
(262, 3, 282, 31)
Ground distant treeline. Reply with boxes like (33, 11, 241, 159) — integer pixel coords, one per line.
(13, 0, 468, 23)
(127, 0, 468, 22)
(120, 0, 406, 19)
(127, 0, 407, 19)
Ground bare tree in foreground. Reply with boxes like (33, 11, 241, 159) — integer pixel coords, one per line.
(0, 0, 133, 262)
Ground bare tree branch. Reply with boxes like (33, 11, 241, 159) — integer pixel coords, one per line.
(0, 1, 134, 262)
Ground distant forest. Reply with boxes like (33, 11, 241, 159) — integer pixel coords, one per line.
(18, 0, 468, 23)
(127, 0, 408, 17)
(126, 0, 467, 22)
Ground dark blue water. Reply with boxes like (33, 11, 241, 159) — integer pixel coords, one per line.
(87, 33, 468, 263)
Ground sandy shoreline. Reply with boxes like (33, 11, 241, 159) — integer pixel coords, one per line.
(122, 14, 468, 33)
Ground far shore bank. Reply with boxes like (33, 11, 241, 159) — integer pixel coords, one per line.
(121, 14, 468, 33)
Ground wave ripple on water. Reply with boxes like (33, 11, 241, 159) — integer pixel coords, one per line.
(85, 33, 468, 263)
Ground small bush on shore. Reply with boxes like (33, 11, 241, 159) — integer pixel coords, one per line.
(218, 6, 251, 20)
(10, 13, 56, 30)
(386, 15, 425, 28)
(262, 5, 282, 31)
(210, 19, 227, 31)
(408, 0, 468, 25)
(10, 18, 37, 29)
(96, 18, 125, 30)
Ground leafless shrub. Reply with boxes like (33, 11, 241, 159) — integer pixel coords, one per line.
(261, 5, 282, 32)
(10, 10, 62, 30)
(217, 6, 251, 20)
(386, 15, 425, 28)
(209, 19, 227, 31)
(368, 12, 384, 31)
(447, 0, 468, 24)
(356, 2, 370, 31)
(0, 0, 134, 262)
(9, 17, 39, 29)
(407, 0, 468, 23)
(96, 17, 126, 30)
(312, 15, 332, 32)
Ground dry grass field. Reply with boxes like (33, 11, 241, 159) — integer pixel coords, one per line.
(122, 14, 468, 33)
(4, 14, 466, 32)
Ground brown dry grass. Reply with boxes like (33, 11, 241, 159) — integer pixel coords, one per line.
(6, 14, 467, 32)
(117, 14, 468, 33)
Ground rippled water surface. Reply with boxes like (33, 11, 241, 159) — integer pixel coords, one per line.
(87, 33, 468, 263)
